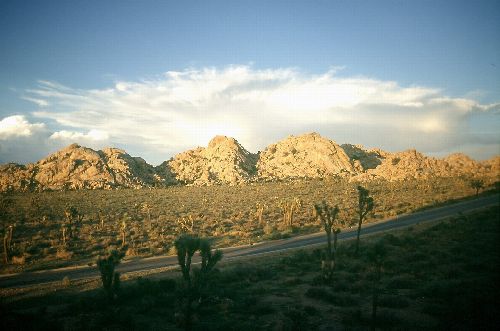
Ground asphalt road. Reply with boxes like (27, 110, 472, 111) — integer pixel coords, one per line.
(1, 194, 498, 289)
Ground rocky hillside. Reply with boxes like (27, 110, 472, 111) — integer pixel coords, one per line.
(257, 133, 355, 180)
(167, 135, 257, 185)
(0, 163, 36, 192)
(480, 156, 500, 176)
(340, 144, 388, 172)
(0, 144, 174, 192)
(349, 147, 499, 183)
(0, 133, 498, 192)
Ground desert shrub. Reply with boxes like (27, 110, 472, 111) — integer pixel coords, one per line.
(11, 255, 26, 265)
(381, 233, 402, 246)
(305, 287, 358, 307)
(0, 176, 483, 273)
(62, 276, 71, 287)
(416, 278, 463, 300)
(56, 248, 73, 260)
(330, 275, 352, 292)
(378, 294, 409, 308)
(375, 309, 400, 328)
(341, 307, 363, 327)
(343, 259, 365, 273)
(386, 274, 417, 289)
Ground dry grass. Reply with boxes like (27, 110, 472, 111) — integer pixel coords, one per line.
(0, 176, 491, 274)
(1, 206, 498, 330)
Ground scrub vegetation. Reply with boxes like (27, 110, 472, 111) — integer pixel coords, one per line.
(0, 176, 495, 274)
(1, 206, 498, 330)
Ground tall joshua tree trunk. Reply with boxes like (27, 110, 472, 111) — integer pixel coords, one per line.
(355, 186, 374, 255)
(315, 201, 340, 280)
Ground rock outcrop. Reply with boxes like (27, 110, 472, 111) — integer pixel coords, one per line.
(168, 135, 257, 185)
(341, 144, 387, 172)
(0, 163, 36, 192)
(0, 144, 174, 192)
(1, 133, 498, 191)
(480, 156, 500, 179)
(352, 149, 448, 181)
(349, 148, 499, 183)
(257, 132, 355, 180)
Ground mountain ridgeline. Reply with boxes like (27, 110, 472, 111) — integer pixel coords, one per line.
(1, 133, 498, 192)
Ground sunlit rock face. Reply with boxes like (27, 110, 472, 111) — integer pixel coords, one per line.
(0, 133, 498, 191)
(0, 163, 35, 192)
(0, 143, 174, 191)
(168, 135, 258, 185)
(257, 132, 356, 180)
(350, 149, 498, 182)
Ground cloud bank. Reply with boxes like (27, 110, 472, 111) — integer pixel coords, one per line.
(2, 66, 499, 164)
(0, 115, 46, 139)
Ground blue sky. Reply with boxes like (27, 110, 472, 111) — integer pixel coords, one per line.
(0, 0, 499, 164)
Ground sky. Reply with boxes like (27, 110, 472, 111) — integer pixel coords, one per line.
(0, 0, 499, 165)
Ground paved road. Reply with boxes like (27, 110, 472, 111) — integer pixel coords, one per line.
(1, 194, 498, 289)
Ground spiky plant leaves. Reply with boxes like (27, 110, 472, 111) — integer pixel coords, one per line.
(175, 235, 201, 283)
(97, 250, 124, 300)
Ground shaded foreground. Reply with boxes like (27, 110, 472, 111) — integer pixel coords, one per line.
(1, 207, 499, 330)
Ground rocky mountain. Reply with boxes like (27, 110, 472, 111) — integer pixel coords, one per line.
(442, 153, 498, 179)
(0, 163, 36, 192)
(351, 149, 448, 181)
(480, 156, 500, 176)
(167, 135, 257, 185)
(0, 133, 498, 192)
(348, 148, 499, 183)
(0, 144, 174, 192)
(257, 133, 355, 180)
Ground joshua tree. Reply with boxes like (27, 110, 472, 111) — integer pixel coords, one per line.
(61, 225, 67, 247)
(196, 239, 223, 293)
(98, 210, 105, 229)
(120, 220, 127, 248)
(355, 186, 374, 255)
(3, 227, 11, 264)
(315, 201, 346, 279)
(174, 235, 222, 331)
(255, 202, 267, 226)
(3, 225, 14, 264)
(368, 240, 387, 331)
(64, 206, 79, 239)
(470, 179, 485, 196)
(97, 250, 124, 300)
(141, 203, 152, 223)
(3, 233, 8, 264)
(177, 215, 196, 234)
(64, 206, 78, 223)
(6, 225, 13, 248)
(315, 201, 338, 278)
(175, 235, 201, 286)
(279, 197, 302, 229)
(28, 196, 43, 224)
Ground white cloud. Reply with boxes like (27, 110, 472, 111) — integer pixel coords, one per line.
(10, 65, 498, 164)
(0, 115, 46, 139)
(22, 97, 50, 107)
(0, 115, 51, 164)
(50, 129, 109, 141)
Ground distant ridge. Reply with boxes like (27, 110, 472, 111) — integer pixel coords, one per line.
(0, 133, 498, 192)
